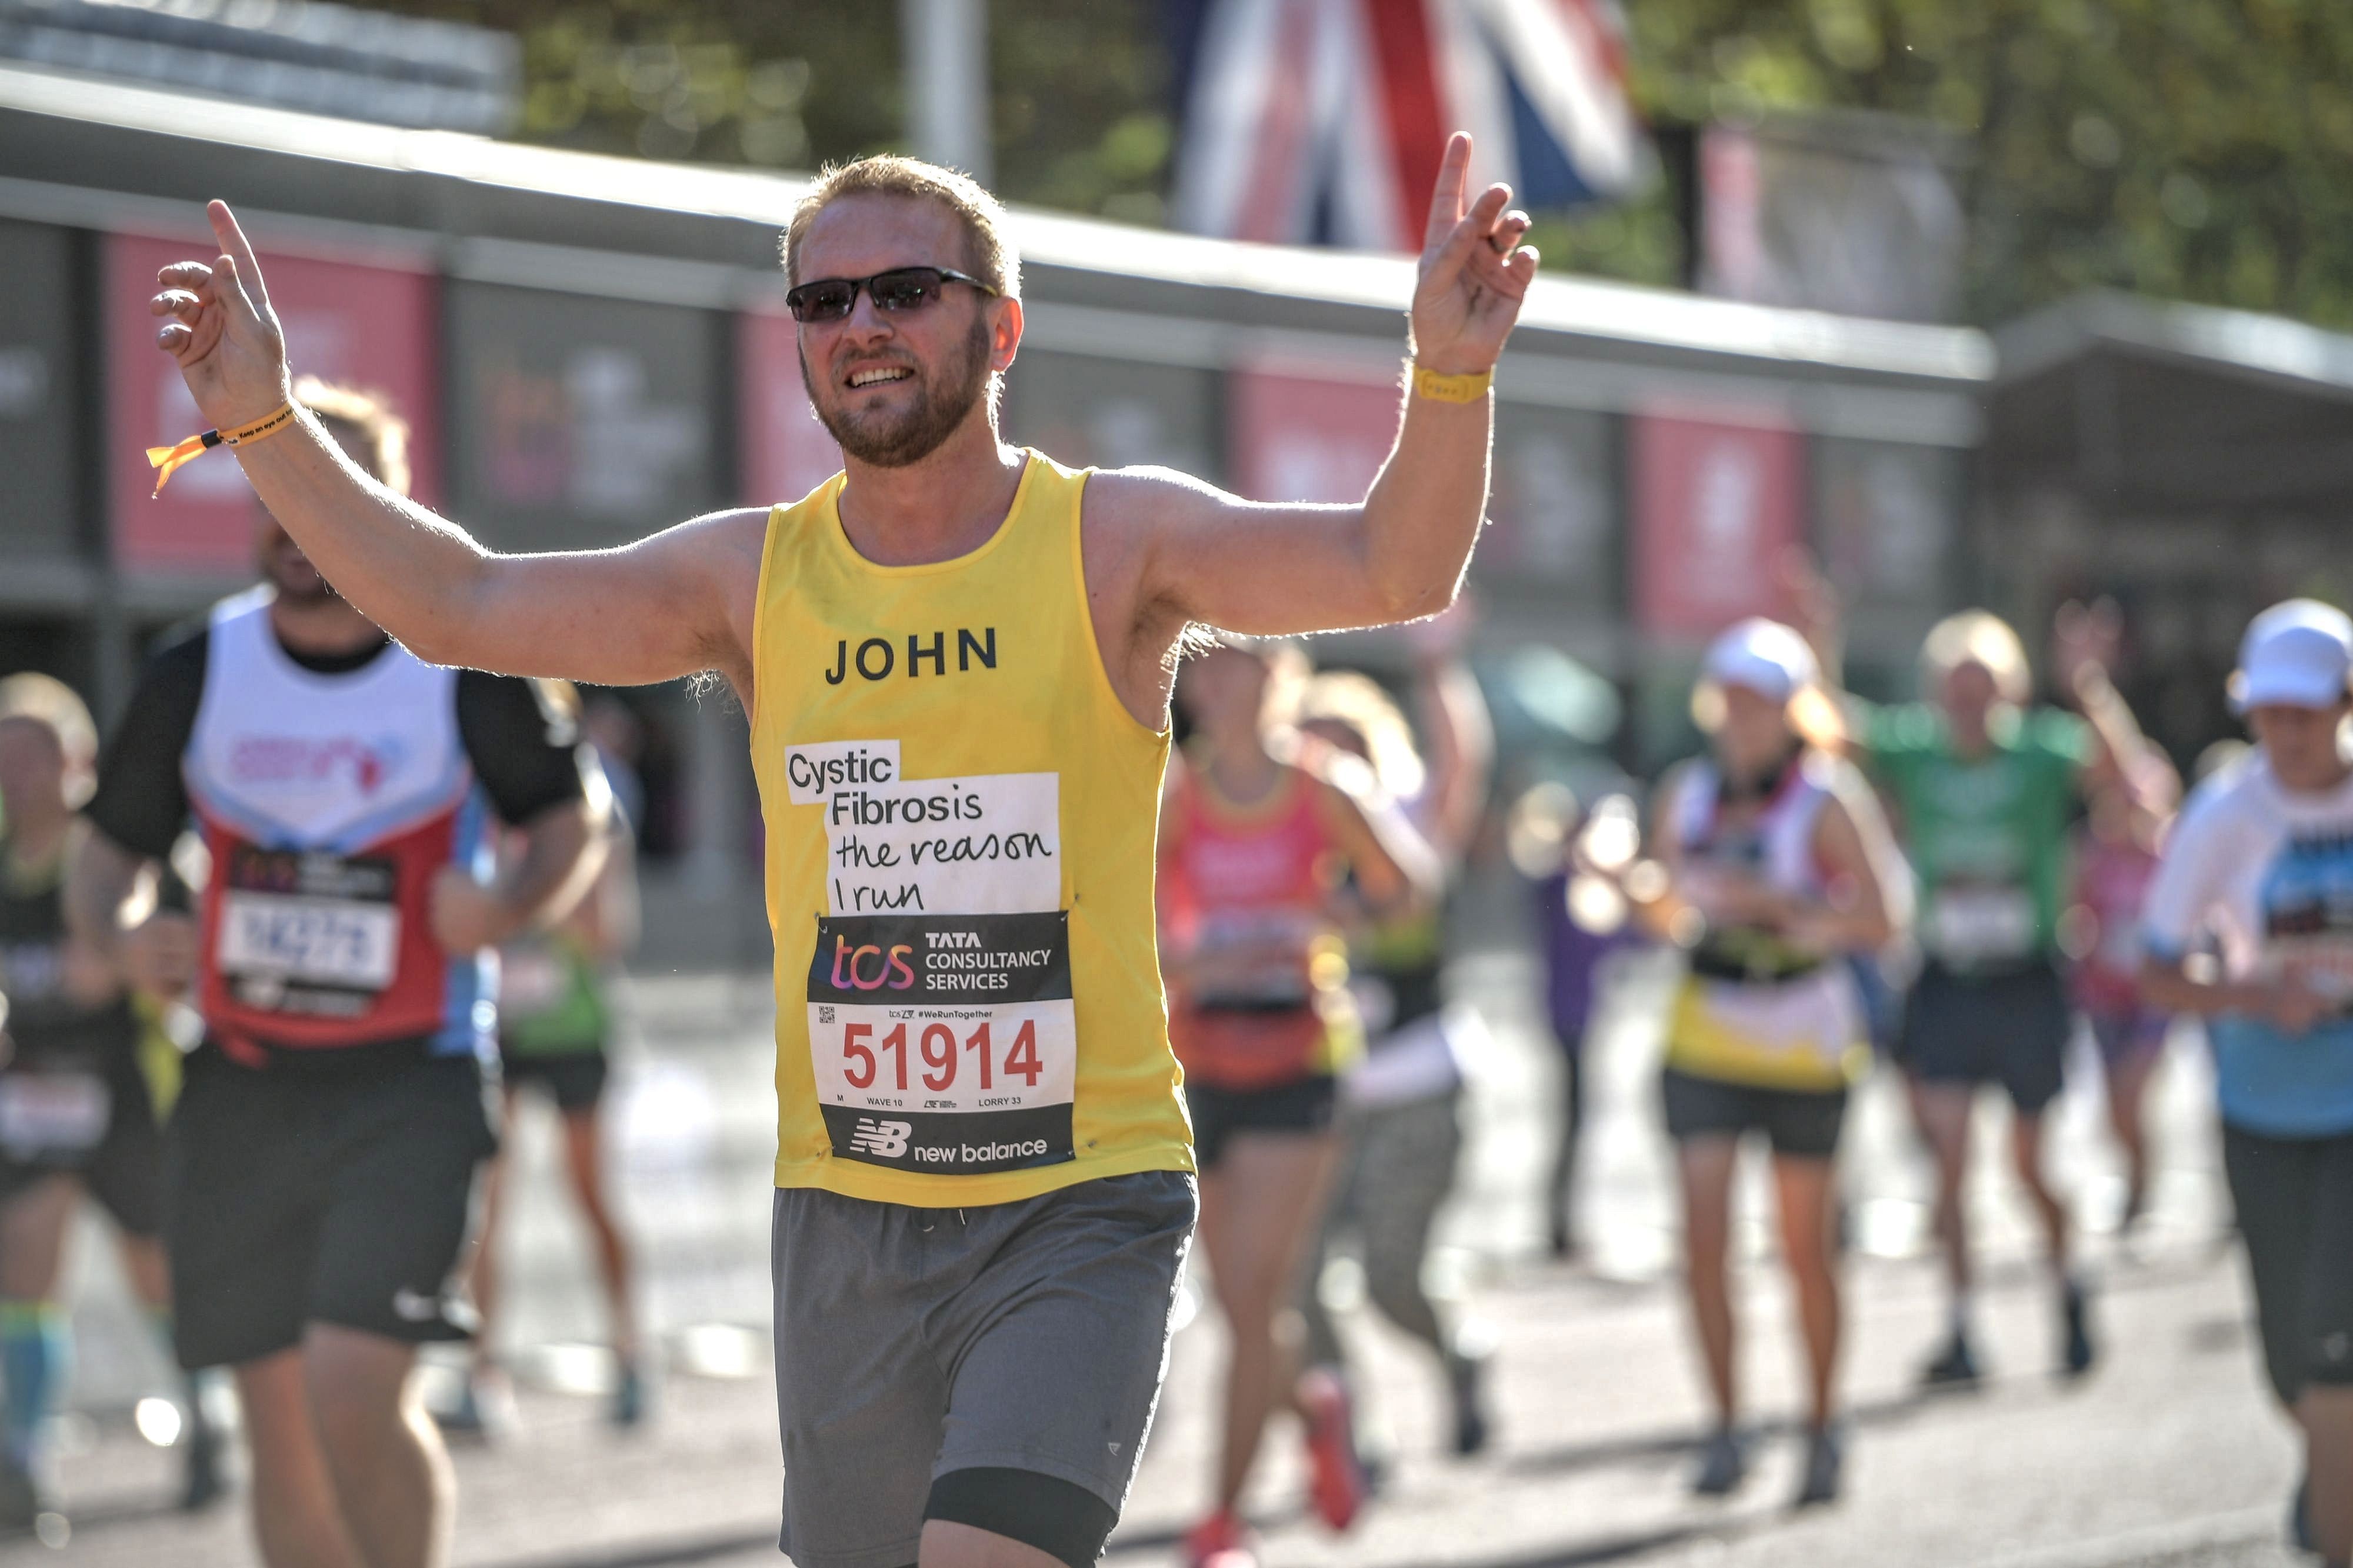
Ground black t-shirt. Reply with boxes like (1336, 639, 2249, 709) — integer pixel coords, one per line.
(0, 841, 141, 1070)
(86, 625, 590, 861)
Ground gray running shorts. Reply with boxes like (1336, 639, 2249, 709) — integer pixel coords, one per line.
(771, 1168, 1198, 1568)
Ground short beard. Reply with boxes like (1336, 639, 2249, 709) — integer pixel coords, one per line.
(803, 315, 993, 469)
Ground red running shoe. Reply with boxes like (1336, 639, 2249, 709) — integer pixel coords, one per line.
(1183, 1510, 1257, 1568)
(1297, 1367, 1368, 1531)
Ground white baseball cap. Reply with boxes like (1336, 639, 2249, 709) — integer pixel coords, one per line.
(2232, 599, 2353, 713)
(1702, 618, 1820, 703)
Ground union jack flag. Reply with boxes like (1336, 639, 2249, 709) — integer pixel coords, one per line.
(1169, 0, 1649, 252)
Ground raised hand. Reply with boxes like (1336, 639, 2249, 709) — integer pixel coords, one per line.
(1410, 134, 1539, 376)
(150, 200, 292, 429)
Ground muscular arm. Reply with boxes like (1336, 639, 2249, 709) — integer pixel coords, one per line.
(151, 202, 761, 692)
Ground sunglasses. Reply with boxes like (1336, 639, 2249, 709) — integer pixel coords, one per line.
(784, 266, 998, 323)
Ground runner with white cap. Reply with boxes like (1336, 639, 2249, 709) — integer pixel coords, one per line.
(1639, 619, 1907, 1503)
(2139, 600, 2353, 1567)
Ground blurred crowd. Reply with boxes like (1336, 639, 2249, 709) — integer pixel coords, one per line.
(4, 520, 2351, 1567)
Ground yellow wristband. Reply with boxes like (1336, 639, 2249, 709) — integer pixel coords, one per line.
(146, 400, 298, 497)
(1410, 362, 1493, 403)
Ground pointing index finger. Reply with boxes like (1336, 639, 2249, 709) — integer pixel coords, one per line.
(1422, 133, 1472, 253)
(206, 199, 268, 306)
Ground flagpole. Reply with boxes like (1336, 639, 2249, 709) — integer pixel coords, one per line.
(901, 0, 991, 183)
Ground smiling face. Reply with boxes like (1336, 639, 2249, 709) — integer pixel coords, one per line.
(794, 194, 1016, 469)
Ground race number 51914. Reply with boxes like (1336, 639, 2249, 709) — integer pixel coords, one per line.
(839, 1018, 1044, 1093)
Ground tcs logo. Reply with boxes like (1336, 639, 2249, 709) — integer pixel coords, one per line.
(829, 934, 915, 991)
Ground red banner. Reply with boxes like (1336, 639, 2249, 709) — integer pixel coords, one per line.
(738, 304, 842, 508)
(1226, 362, 1400, 503)
(107, 233, 440, 576)
(1631, 408, 1805, 639)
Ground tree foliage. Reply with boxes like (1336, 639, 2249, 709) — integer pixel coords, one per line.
(366, 0, 2353, 328)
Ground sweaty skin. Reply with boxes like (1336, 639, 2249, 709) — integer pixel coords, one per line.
(146, 135, 1537, 723)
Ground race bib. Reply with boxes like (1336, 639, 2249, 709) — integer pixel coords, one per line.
(215, 848, 400, 1015)
(1926, 884, 2037, 966)
(789, 740, 1077, 1175)
(806, 912, 1076, 1173)
(0, 1072, 111, 1158)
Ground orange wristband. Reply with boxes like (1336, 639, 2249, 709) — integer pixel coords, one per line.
(147, 400, 298, 497)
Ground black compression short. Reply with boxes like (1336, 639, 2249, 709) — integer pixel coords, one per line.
(1185, 1074, 1339, 1170)
(2222, 1123, 2353, 1407)
(923, 1467, 1118, 1568)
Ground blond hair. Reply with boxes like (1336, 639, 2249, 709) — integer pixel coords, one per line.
(0, 672, 99, 806)
(294, 376, 411, 497)
(1297, 670, 1428, 802)
(781, 155, 1021, 299)
(1921, 609, 2031, 705)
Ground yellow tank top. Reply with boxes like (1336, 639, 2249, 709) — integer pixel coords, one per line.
(749, 450, 1194, 1206)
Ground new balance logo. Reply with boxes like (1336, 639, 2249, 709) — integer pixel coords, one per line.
(849, 1118, 913, 1159)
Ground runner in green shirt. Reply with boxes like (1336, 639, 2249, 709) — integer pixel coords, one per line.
(1808, 586, 2158, 1389)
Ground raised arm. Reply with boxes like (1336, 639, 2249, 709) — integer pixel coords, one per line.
(1104, 135, 1536, 640)
(1404, 607, 1495, 860)
(1310, 765, 1442, 915)
(152, 202, 761, 690)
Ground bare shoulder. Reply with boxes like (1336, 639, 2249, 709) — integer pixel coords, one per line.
(1082, 463, 1235, 529)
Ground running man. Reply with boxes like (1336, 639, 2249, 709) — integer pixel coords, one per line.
(1159, 639, 1436, 1562)
(68, 381, 606, 1568)
(1807, 592, 2157, 1386)
(2139, 601, 2353, 1568)
(0, 674, 219, 1530)
(145, 134, 1534, 1568)
(1642, 620, 1906, 1504)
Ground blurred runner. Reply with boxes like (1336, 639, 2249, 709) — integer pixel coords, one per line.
(2139, 601, 2353, 1568)
(1161, 638, 1438, 1563)
(145, 134, 1530, 1568)
(1510, 783, 1647, 1262)
(1807, 585, 2157, 1388)
(1642, 621, 1906, 1504)
(0, 674, 221, 1532)
(68, 382, 605, 1568)
(2065, 747, 2181, 1236)
(452, 704, 644, 1436)
(1290, 613, 1496, 1466)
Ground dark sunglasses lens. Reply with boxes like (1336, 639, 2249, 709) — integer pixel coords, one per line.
(789, 281, 857, 322)
(870, 270, 942, 311)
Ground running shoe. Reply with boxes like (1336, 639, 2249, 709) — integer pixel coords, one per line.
(1295, 1367, 1368, 1531)
(611, 1360, 648, 1430)
(1918, 1331, 1983, 1389)
(435, 1368, 518, 1440)
(2060, 1283, 2097, 1378)
(1691, 1426, 1747, 1497)
(1794, 1422, 1845, 1507)
(1183, 1509, 1258, 1568)
(180, 1408, 226, 1512)
(1448, 1346, 1493, 1457)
